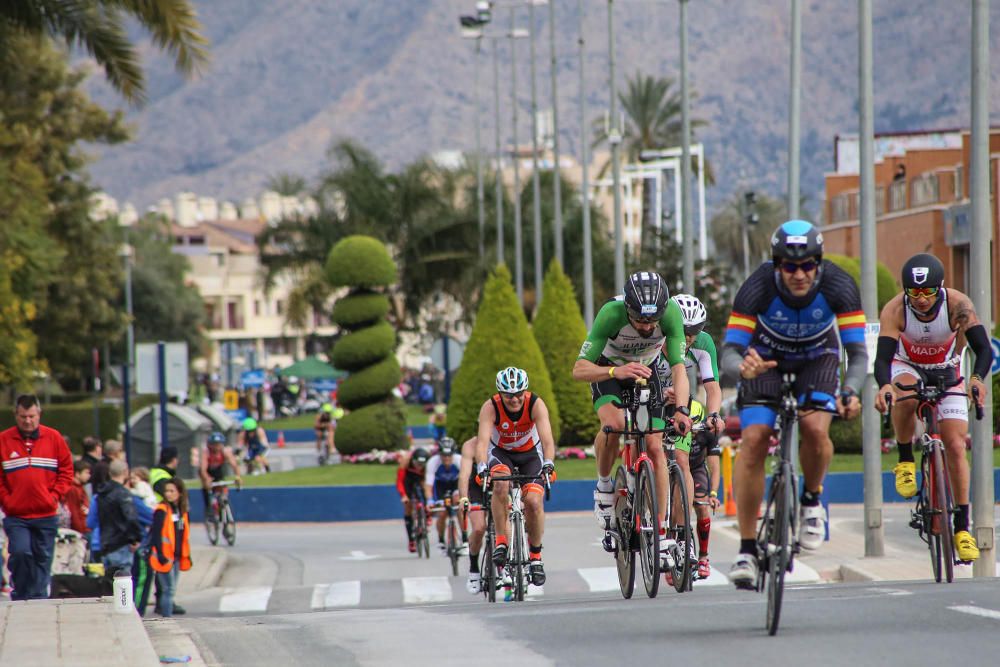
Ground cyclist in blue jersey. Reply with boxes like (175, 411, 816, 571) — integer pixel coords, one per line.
(720, 221, 867, 588)
(424, 437, 467, 555)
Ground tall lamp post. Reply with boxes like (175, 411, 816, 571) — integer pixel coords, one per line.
(119, 240, 135, 462)
(528, 0, 545, 303)
(578, 0, 594, 325)
(460, 3, 494, 260)
(788, 0, 802, 219)
(679, 0, 694, 289)
(548, 0, 563, 266)
(607, 0, 624, 290)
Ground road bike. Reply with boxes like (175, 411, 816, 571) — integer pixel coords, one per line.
(481, 468, 551, 603)
(601, 377, 670, 599)
(661, 420, 709, 593)
(885, 371, 982, 583)
(205, 480, 239, 546)
(429, 496, 464, 576)
(316, 426, 333, 465)
(411, 487, 431, 559)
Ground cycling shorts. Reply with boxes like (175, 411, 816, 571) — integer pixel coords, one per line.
(465, 471, 484, 508)
(487, 445, 545, 496)
(891, 359, 967, 422)
(737, 354, 841, 430)
(207, 465, 226, 482)
(691, 459, 710, 498)
(433, 479, 459, 503)
(590, 357, 666, 429)
(402, 473, 425, 504)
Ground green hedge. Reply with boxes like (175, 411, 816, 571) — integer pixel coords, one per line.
(326, 235, 397, 288)
(0, 403, 122, 454)
(533, 260, 600, 445)
(330, 292, 390, 328)
(448, 265, 560, 444)
(331, 321, 397, 371)
(335, 346, 402, 411)
(336, 401, 407, 453)
(826, 254, 897, 312)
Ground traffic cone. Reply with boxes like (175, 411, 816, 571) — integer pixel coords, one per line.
(722, 445, 737, 516)
(277, 431, 286, 448)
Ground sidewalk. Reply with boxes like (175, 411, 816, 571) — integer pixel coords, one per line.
(0, 545, 227, 666)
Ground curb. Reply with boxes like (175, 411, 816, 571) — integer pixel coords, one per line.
(103, 598, 162, 666)
(838, 562, 882, 583)
(194, 546, 229, 590)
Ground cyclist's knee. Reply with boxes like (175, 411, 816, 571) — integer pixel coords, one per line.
(523, 493, 543, 513)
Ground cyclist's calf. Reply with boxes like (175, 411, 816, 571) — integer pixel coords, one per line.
(736, 425, 774, 469)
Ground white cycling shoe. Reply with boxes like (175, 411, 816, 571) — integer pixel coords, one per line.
(466, 572, 481, 594)
(594, 488, 614, 529)
(729, 553, 759, 590)
(798, 504, 826, 551)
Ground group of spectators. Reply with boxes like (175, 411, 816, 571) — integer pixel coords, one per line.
(0, 395, 191, 616)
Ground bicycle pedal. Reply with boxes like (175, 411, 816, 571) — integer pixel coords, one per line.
(602, 532, 617, 553)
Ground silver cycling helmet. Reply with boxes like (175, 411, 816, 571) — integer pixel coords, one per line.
(495, 367, 529, 394)
(672, 293, 707, 336)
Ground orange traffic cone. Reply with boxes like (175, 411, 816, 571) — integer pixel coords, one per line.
(277, 431, 286, 448)
(722, 444, 737, 516)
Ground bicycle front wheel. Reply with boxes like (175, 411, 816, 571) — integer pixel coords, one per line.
(930, 445, 955, 583)
(612, 465, 635, 599)
(447, 516, 461, 577)
(205, 502, 220, 545)
(511, 511, 527, 601)
(668, 460, 692, 593)
(482, 527, 497, 603)
(221, 500, 237, 546)
(765, 462, 792, 636)
(636, 458, 660, 599)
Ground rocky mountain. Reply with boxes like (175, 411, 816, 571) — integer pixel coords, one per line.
(86, 0, 999, 218)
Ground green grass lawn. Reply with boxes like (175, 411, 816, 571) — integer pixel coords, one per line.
(261, 403, 431, 430)
(231, 448, 1000, 488)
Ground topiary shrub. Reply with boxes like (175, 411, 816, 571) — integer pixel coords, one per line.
(335, 401, 406, 455)
(327, 236, 404, 452)
(826, 254, 897, 312)
(331, 292, 390, 328)
(533, 260, 600, 446)
(331, 321, 396, 371)
(448, 264, 560, 444)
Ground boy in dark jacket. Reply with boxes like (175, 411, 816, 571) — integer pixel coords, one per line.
(96, 459, 143, 576)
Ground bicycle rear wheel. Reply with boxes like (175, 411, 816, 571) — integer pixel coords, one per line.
(221, 500, 237, 546)
(636, 458, 660, 599)
(416, 508, 431, 558)
(511, 511, 527, 601)
(447, 516, 461, 577)
(668, 460, 692, 593)
(765, 462, 792, 636)
(931, 445, 955, 583)
(612, 465, 635, 599)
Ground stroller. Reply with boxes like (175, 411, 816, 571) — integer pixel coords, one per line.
(49, 528, 112, 598)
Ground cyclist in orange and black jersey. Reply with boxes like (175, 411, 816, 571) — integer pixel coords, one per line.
(198, 432, 242, 510)
(475, 367, 556, 587)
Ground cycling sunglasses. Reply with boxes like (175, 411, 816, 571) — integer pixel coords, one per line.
(778, 259, 819, 274)
(627, 310, 659, 325)
(684, 324, 705, 337)
(501, 391, 525, 400)
(904, 286, 940, 299)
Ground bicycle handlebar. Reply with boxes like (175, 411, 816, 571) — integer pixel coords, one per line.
(210, 480, 239, 489)
(485, 472, 552, 502)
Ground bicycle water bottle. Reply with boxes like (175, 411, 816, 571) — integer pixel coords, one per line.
(113, 572, 134, 614)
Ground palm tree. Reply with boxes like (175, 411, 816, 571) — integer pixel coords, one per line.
(592, 71, 713, 245)
(0, 0, 209, 104)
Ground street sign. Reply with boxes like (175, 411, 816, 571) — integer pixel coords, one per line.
(430, 336, 465, 370)
(223, 389, 240, 410)
(991, 337, 1000, 375)
(241, 369, 266, 389)
(135, 342, 189, 395)
(311, 378, 339, 393)
(864, 322, 880, 374)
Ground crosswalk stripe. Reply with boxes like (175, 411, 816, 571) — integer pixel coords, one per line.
(219, 586, 272, 613)
(692, 568, 729, 586)
(402, 576, 452, 603)
(577, 567, 620, 592)
(949, 605, 1000, 621)
(311, 581, 362, 609)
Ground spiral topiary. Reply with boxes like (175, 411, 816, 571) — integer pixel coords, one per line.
(327, 235, 405, 452)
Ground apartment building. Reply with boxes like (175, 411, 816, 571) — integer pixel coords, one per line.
(821, 128, 1000, 318)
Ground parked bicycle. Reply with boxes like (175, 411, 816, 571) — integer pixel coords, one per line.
(205, 480, 239, 546)
(480, 469, 551, 603)
(885, 372, 983, 583)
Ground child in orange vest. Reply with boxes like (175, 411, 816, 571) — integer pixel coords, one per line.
(148, 478, 191, 617)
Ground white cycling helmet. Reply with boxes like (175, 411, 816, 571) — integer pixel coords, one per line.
(672, 294, 707, 335)
(495, 366, 529, 394)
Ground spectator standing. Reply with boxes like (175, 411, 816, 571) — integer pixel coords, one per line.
(80, 437, 102, 498)
(129, 467, 158, 509)
(96, 460, 142, 577)
(62, 460, 92, 536)
(0, 395, 74, 600)
(126, 469, 156, 615)
(150, 446, 179, 502)
(149, 478, 191, 617)
(90, 439, 124, 492)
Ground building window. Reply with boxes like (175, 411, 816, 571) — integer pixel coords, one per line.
(275, 300, 284, 316)
(226, 301, 244, 330)
(254, 300, 261, 317)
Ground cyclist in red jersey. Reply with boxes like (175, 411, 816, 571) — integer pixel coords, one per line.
(475, 367, 556, 587)
(396, 447, 430, 553)
(198, 432, 242, 510)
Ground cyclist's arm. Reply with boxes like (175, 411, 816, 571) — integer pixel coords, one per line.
(198, 450, 210, 485)
(458, 438, 476, 499)
(424, 456, 440, 490)
(475, 400, 494, 470)
(531, 398, 557, 463)
(874, 295, 903, 388)
(255, 427, 270, 447)
(950, 290, 993, 381)
(572, 301, 625, 382)
(720, 270, 765, 387)
(395, 454, 410, 498)
(825, 264, 868, 394)
(224, 448, 243, 482)
(707, 453, 721, 498)
(692, 333, 722, 414)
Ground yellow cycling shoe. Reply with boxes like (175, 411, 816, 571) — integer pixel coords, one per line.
(954, 530, 980, 562)
(893, 461, 917, 498)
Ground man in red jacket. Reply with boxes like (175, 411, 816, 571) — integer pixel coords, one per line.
(0, 395, 74, 600)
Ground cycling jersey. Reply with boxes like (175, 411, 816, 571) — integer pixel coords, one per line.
(578, 298, 686, 367)
(895, 288, 959, 369)
(724, 261, 865, 361)
(425, 453, 462, 501)
(657, 330, 719, 387)
(489, 392, 541, 452)
(205, 447, 228, 481)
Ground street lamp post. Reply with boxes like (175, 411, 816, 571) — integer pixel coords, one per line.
(119, 240, 135, 462)
(548, 0, 563, 267)
(529, 0, 544, 303)
(679, 0, 694, 289)
(788, 0, 802, 219)
(475, 37, 486, 260)
(578, 0, 594, 325)
(494, 39, 505, 265)
(607, 0, 624, 291)
(510, 7, 525, 305)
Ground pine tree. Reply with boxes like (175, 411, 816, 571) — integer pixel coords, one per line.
(533, 260, 600, 445)
(326, 235, 405, 453)
(448, 265, 560, 444)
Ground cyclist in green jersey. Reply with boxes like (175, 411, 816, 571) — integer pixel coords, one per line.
(572, 271, 692, 566)
(658, 294, 725, 577)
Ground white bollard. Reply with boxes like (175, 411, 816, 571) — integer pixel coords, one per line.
(113, 572, 134, 614)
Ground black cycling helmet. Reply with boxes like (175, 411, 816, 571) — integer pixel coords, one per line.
(771, 220, 824, 262)
(438, 437, 456, 457)
(623, 271, 669, 321)
(411, 447, 429, 465)
(208, 431, 226, 445)
(901, 253, 945, 290)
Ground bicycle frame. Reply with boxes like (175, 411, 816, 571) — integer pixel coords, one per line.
(481, 470, 550, 602)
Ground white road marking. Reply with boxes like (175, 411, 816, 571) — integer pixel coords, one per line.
(219, 586, 272, 613)
(949, 605, 1000, 621)
(339, 550, 379, 561)
(865, 587, 913, 597)
(578, 567, 621, 592)
(402, 576, 453, 603)
(692, 568, 729, 586)
(311, 581, 362, 609)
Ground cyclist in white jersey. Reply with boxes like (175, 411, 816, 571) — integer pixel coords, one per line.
(874, 253, 991, 562)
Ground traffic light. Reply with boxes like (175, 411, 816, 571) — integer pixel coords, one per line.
(744, 191, 759, 225)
